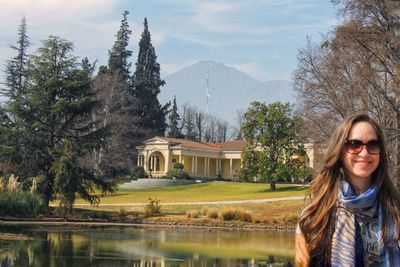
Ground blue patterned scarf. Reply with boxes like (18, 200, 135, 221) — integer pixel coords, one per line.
(331, 181, 400, 266)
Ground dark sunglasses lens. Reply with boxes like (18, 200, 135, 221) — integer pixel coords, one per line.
(346, 140, 363, 153)
(366, 140, 380, 154)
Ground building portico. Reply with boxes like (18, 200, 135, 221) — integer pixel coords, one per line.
(136, 137, 246, 179)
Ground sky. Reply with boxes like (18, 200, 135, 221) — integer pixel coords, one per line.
(0, 0, 338, 84)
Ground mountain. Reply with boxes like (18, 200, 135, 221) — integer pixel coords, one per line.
(158, 60, 295, 123)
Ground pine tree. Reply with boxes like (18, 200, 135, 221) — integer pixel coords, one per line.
(1, 36, 113, 210)
(167, 96, 183, 138)
(132, 18, 170, 139)
(0, 17, 31, 184)
(108, 11, 132, 81)
(3, 17, 30, 99)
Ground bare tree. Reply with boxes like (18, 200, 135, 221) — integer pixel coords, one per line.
(231, 109, 244, 140)
(87, 71, 137, 176)
(294, 0, 400, 183)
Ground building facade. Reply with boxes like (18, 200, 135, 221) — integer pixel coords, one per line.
(136, 137, 316, 179)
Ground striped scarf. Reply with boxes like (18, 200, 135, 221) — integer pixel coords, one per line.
(331, 181, 400, 266)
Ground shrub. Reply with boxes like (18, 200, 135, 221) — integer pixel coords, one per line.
(164, 169, 190, 179)
(201, 207, 209, 215)
(219, 208, 253, 222)
(144, 198, 161, 217)
(173, 163, 184, 170)
(219, 208, 236, 221)
(119, 207, 127, 217)
(234, 210, 253, 222)
(134, 166, 147, 179)
(207, 208, 219, 219)
(190, 210, 199, 218)
(0, 191, 42, 217)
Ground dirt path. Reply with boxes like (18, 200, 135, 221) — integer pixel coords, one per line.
(71, 196, 305, 206)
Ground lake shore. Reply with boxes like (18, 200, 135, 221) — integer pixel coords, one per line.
(0, 215, 296, 232)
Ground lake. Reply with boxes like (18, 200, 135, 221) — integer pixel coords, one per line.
(0, 223, 295, 266)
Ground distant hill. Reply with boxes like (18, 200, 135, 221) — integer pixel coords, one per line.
(159, 60, 295, 123)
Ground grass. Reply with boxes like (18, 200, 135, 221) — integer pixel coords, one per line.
(52, 181, 309, 226)
(73, 181, 307, 204)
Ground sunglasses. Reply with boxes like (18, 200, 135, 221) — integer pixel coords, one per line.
(344, 139, 381, 155)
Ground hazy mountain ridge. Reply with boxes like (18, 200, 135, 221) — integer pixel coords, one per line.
(159, 60, 295, 123)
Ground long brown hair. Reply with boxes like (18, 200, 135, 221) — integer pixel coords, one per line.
(299, 113, 400, 265)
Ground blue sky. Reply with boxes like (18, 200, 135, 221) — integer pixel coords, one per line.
(0, 0, 338, 84)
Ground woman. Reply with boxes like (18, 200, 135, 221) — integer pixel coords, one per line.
(295, 114, 400, 266)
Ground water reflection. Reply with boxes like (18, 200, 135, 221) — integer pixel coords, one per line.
(0, 224, 294, 266)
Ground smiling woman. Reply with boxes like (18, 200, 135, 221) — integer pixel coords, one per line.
(295, 114, 400, 266)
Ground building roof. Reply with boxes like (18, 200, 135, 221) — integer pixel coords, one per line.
(156, 137, 246, 152)
(218, 140, 247, 151)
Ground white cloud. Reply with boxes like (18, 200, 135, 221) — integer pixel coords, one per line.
(0, 0, 124, 84)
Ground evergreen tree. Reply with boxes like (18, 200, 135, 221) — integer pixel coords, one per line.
(132, 18, 170, 140)
(183, 111, 198, 141)
(0, 17, 31, 185)
(167, 96, 183, 138)
(108, 11, 132, 81)
(3, 17, 30, 99)
(1, 36, 113, 210)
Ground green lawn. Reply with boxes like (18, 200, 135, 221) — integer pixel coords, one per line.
(75, 181, 307, 204)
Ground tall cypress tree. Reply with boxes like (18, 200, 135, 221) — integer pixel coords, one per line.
(108, 11, 132, 81)
(167, 96, 183, 138)
(132, 18, 170, 139)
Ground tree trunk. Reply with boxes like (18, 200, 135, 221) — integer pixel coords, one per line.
(270, 180, 276, 190)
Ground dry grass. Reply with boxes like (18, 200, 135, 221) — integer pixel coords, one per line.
(219, 207, 253, 222)
(186, 210, 200, 218)
(206, 208, 219, 219)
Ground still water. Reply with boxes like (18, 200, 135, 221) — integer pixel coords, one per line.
(0, 223, 295, 267)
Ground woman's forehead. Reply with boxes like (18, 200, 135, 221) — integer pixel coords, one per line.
(347, 121, 378, 139)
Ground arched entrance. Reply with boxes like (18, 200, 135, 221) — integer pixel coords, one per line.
(147, 151, 166, 177)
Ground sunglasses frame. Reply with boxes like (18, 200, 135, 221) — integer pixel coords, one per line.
(344, 139, 381, 155)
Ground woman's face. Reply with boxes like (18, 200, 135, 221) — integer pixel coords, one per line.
(341, 121, 380, 187)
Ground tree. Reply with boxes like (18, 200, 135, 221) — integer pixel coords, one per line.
(167, 96, 183, 138)
(3, 17, 30, 100)
(231, 109, 244, 140)
(241, 102, 304, 190)
(1, 36, 113, 210)
(131, 18, 170, 141)
(195, 112, 204, 142)
(108, 11, 132, 81)
(0, 17, 31, 189)
(87, 70, 138, 176)
(294, 0, 400, 182)
(181, 103, 198, 141)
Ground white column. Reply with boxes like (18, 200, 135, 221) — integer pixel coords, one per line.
(144, 151, 149, 172)
(204, 158, 207, 177)
(195, 156, 198, 176)
(191, 156, 195, 174)
(229, 158, 233, 178)
(207, 158, 210, 177)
